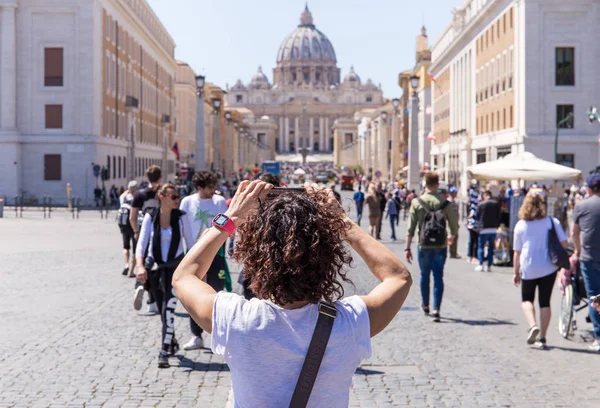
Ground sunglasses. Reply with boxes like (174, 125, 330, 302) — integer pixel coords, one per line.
(168, 194, 181, 200)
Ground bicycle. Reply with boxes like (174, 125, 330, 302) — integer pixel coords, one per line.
(558, 257, 592, 338)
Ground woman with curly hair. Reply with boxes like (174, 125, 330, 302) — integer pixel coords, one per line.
(513, 190, 567, 349)
(173, 180, 412, 407)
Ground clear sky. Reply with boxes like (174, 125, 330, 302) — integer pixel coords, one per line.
(146, 0, 456, 98)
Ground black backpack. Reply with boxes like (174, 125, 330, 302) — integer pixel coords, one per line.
(417, 198, 450, 246)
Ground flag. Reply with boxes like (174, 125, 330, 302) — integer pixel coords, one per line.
(429, 73, 436, 83)
(171, 142, 180, 161)
(429, 72, 443, 95)
(427, 132, 436, 142)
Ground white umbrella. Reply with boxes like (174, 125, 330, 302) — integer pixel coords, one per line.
(293, 168, 306, 176)
(467, 152, 582, 181)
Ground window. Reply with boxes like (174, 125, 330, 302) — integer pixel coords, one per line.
(476, 150, 487, 164)
(44, 48, 64, 86)
(497, 146, 512, 159)
(45, 105, 63, 129)
(366, 96, 373, 103)
(503, 14, 506, 34)
(107, 155, 111, 181)
(113, 156, 116, 178)
(236, 94, 243, 103)
(503, 108, 507, 129)
(557, 105, 574, 128)
(510, 7, 513, 28)
(44, 154, 61, 181)
(118, 156, 122, 179)
(557, 154, 575, 168)
(510, 105, 514, 127)
(556, 47, 575, 86)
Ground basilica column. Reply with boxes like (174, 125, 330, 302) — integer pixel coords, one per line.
(324, 117, 330, 151)
(309, 117, 314, 151)
(294, 117, 299, 151)
(279, 117, 284, 153)
(319, 117, 325, 151)
(1, 4, 18, 129)
(284, 117, 290, 152)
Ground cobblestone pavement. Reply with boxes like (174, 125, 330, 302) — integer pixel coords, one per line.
(0, 193, 597, 407)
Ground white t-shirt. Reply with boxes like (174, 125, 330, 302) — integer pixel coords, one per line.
(135, 213, 185, 262)
(513, 217, 567, 280)
(211, 292, 372, 408)
(179, 194, 228, 246)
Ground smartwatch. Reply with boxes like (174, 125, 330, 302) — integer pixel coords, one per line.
(212, 213, 237, 236)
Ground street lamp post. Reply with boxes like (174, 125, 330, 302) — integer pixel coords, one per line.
(195, 75, 206, 171)
(224, 111, 232, 180)
(554, 111, 573, 164)
(212, 98, 222, 174)
(408, 75, 421, 190)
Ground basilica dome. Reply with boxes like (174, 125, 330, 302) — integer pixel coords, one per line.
(250, 66, 270, 89)
(276, 5, 337, 64)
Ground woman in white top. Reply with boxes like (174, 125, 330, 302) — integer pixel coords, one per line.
(513, 191, 567, 349)
(173, 180, 412, 407)
(135, 183, 188, 369)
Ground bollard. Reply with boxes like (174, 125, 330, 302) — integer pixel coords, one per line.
(0, 197, 4, 218)
(48, 197, 52, 219)
(77, 198, 81, 219)
(72, 197, 76, 219)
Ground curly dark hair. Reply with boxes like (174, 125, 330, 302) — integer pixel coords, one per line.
(233, 189, 353, 305)
(192, 171, 218, 188)
(259, 173, 280, 187)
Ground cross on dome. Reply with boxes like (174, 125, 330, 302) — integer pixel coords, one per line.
(300, 3, 314, 26)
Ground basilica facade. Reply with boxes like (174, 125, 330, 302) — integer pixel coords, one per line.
(225, 5, 384, 154)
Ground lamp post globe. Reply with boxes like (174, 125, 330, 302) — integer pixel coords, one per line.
(410, 75, 420, 91)
(212, 98, 221, 111)
(392, 98, 400, 109)
(195, 75, 205, 89)
(381, 112, 388, 121)
(225, 111, 232, 121)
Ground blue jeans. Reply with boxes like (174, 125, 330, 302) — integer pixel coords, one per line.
(580, 260, 600, 339)
(389, 214, 397, 240)
(478, 233, 496, 267)
(417, 247, 447, 311)
(356, 205, 363, 225)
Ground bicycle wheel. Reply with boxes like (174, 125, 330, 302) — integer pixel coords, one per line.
(559, 284, 574, 338)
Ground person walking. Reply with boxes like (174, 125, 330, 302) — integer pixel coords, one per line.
(172, 181, 412, 406)
(365, 185, 381, 239)
(135, 184, 188, 368)
(376, 184, 387, 240)
(466, 184, 480, 264)
(179, 171, 230, 351)
(513, 191, 567, 349)
(353, 186, 365, 225)
(571, 174, 600, 352)
(385, 192, 398, 241)
(448, 186, 461, 259)
(405, 172, 458, 322)
(117, 180, 139, 277)
(475, 190, 501, 272)
(131, 165, 162, 314)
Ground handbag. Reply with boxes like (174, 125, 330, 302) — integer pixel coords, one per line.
(547, 217, 570, 270)
(289, 302, 338, 408)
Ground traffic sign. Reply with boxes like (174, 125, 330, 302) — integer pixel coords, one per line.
(93, 164, 101, 178)
(375, 170, 382, 178)
(180, 167, 188, 177)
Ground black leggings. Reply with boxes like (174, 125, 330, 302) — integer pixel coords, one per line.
(149, 266, 178, 352)
(467, 230, 479, 258)
(521, 271, 558, 308)
(190, 254, 226, 336)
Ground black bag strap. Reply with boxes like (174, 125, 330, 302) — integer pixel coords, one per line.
(417, 198, 449, 214)
(289, 301, 338, 408)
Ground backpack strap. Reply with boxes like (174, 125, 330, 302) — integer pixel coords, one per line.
(417, 198, 432, 213)
(289, 301, 337, 408)
(439, 200, 450, 210)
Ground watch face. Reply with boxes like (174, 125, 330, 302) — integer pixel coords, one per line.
(215, 215, 229, 226)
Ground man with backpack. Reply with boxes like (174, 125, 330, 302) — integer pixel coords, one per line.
(353, 186, 365, 225)
(405, 172, 458, 322)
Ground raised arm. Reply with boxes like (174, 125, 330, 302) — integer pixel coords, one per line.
(346, 221, 412, 337)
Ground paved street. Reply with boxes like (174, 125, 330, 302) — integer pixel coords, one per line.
(1, 191, 597, 407)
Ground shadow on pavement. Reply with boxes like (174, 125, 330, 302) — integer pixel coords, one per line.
(355, 367, 385, 375)
(174, 355, 230, 372)
(442, 317, 517, 326)
(547, 345, 600, 355)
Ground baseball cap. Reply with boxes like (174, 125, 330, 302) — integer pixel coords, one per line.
(448, 186, 458, 194)
(586, 174, 600, 190)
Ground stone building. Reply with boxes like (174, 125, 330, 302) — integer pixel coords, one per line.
(430, 0, 600, 194)
(0, 0, 177, 203)
(225, 5, 384, 155)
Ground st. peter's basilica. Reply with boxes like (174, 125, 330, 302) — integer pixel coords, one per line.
(225, 5, 384, 154)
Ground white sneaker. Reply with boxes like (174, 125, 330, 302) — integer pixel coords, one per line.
(133, 286, 144, 311)
(590, 339, 600, 352)
(183, 336, 204, 351)
(147, 302, 159, 314)
(474, 265, 484, 272)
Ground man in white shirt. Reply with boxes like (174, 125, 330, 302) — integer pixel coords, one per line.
(179, 171, 229, 351)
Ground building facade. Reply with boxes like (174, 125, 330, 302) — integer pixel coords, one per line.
(430, 0, 600, 194)
(225, 5, 383, 156)
(174, 61, 197, 170)
(0, 0, 177, 204)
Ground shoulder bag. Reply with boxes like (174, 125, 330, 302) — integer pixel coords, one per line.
(289, 302, 338, 408)
(547, 217, 570, 270)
